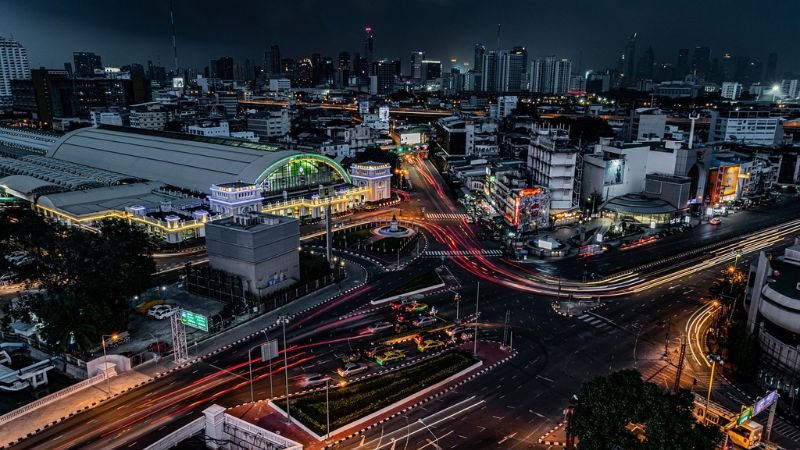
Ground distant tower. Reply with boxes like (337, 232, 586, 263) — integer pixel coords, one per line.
(496, 23, 502, 51)
(170, 0, 179, 73)
(363, 26, 374, 71)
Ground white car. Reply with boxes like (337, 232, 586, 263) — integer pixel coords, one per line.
(337, 362, 369, 378)
(413, 316, 437, 328)
(367, 321, 394, 333)
(147, 305, 178, 320)
(296, 373, 332, 388)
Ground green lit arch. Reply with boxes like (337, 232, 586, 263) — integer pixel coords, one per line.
(253, 153, 352, 187)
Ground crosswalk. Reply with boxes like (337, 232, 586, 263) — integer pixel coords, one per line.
(771, 418, 800, 442)
(424, 249, 504, 257)
(424, 213, 471, 221)
(575, 313, 616, 332)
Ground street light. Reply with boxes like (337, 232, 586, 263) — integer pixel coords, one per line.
(325, 378, 331, 440)
(100, 333, 117, 394)
(277, 314, 291, 424)
(704, 353, 724, 424)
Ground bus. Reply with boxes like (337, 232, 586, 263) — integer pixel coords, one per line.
(691, 394, 764, 449)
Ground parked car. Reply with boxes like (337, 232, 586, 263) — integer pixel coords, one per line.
(337, 362, 369, 378)
(413, 316, 437, 328)
(417, 339, 446, 352)
(375, 350, 406, 366)
(147, 304, 178, 320)
(296, 373, 332, 388)
(147, 341, 172, 354)
(367, 321, 394, 334)
(709, 218, 721, 225)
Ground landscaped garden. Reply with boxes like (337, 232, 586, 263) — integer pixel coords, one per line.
(287, 351, 476, 436)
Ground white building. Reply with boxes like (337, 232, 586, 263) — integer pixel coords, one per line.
(0, 36, 31, 106)
(90, 110, 123, 127)
(527, 124, 578, 211)
(709, 110, 783, 147)
(489, 96, 518, 120)
(781, 79, 799, 99)
(247, 109, 290, 140)
(268, 78, 291, 91)
(349, 162, 392, 202)
(187, 121, 230, 137)
(721, 82, 743, 100)
(627, 108, 666, 142)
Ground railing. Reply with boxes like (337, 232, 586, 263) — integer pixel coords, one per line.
(0, 369, 115, 426)
(142, 417, 204, 450)
(223, 414, 303, 450)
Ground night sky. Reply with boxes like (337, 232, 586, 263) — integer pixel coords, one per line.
(2, 0, 799, 74)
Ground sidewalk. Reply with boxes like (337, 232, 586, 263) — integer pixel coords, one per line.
(0, 259, 368, 448)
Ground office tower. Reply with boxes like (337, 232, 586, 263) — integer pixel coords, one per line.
(371, 59, 395, 94)
(481, 50, 506, 92)
(0, 36, 31, 105)
(213, 56, 234, 80)
(363, 26, 374, 72)
(676, 48, 690, 78)
(338, 51, 351, 70)
(635, 46, 655, 80)
(529, 57, 572, 94)
(622, 33, 637, 84)
(766, 52, 778, 82)
(720, 53, 734, 81)
(508, 46, 527, 91)
(411, 51, 425, 80)
(420, 60, 442, 83)
(691, 46, 711, 77)
(310, 53, 322, 85)
(265, 45, 281, 76)
(474, 43, 486, 72)
(73, 51, 103, 77)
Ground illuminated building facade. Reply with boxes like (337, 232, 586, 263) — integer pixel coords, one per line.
(348, 162, 392, 202)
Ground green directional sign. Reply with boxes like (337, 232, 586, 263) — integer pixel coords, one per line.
(737, 406, 753, 426)
(181, 310, 209, 332)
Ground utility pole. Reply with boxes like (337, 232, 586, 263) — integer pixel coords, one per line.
(766, 397, 778, 443)
(502, 310, 510, 347)
(473, 282, 480, 356)
(673, 335, 687, 393)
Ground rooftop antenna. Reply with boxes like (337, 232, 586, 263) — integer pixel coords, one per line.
(170, 0, 179, 73)
(496, 24, 502, 51)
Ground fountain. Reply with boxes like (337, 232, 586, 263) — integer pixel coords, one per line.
(373, 214, 416, 238)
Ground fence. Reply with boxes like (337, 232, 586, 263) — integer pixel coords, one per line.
(142, 416, 204, 450)
(0, 369, 115, 427)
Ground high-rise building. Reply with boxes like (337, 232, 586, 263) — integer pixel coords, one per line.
(421, 60, 441, 83)
(0, 36, 30, 106)
(765, 52, 778, 82)
(411, 51, 425, 80)
(473, 44, 485, 73)
(720, 82, 743, 100)
(481, 51, 507, 92)
(781, 79, 799, 99)
(622, 33, 637, 84)
(73, 51, 103, 78)
(363, 26, 374, 73)
(370, 59, 395, 94)
(720, 53, 734, 81)
(529, 57, 572, 94)
(691, 46, 711, 77)
(338, 52, 351, 70)
(211, 56, 234, 80)
(635, 47, 655, 81)
(508, 46, 527, 91)
(265, 45, 281, 77)
(676, 48, 690, 79)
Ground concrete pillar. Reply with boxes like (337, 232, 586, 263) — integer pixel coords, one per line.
(204, 404, 227, 449)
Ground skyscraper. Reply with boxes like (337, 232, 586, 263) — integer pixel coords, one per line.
(473, 44, 486, 72)
(265, 45, 281, 77)
(363, 26, 374, 73)
(622, 33, 637, 84)
(508, 46, 527, 91)
(411, 51, 425, 80)
(421, 60, 442, 83)
(676, 48, 690, 78)
(765, 52, 778, 82)
(73, 51, 103, 78)
(481, 51, 508, 92)
(691, 46, 711, 77)
(0, 36, 30, 105)
(635, 47, 655, 81)
(529, 57, 572, 94)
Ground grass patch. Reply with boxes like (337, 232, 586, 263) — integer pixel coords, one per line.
(383, 270, 442, 298)
(289, 351, 476, 436)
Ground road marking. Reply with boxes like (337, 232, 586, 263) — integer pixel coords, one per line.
(497, 432, 517, 445)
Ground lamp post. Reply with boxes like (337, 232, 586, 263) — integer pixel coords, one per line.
(705, 353, 724, 424)
(325, 378, 331, 440)
(247, 343, 263, 403)
(277, 314, 291, 424)
(100, 333, 117, 394)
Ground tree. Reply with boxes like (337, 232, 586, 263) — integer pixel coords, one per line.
(570, 370, 720, 449)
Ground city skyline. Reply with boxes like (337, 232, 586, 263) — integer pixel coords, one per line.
(2, 0, 798, 75)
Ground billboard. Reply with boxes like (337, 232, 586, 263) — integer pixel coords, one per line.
(172, 77, 185, 88)
(603, 159, 625, 186)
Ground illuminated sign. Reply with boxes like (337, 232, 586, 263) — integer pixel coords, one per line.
(172, 77, 185, 88)
(753, 391, 778, 417)
(181, 310, 209, 332)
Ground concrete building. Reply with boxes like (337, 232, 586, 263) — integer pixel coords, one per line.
(434, 116, 475, 156)
(489, 96, 518, 120)
(247, 109, 290, 141)
(0, 36, 30, 107)
(746, 240, 800, 375)
(626, 108, 666, 142)
(206, 212, 300, 296)
(89, 110, 124, 127)
(187, 120, 230, 137)
(709, 110, 783, 147)
(529, 57, 572, 94)
(581, 141, 651, 202)
(348, 162, 392, 202)
(526, 124, 578, 211)
(721, 82, 743, 100)
(129, 109, 168, 130)
(72, 52, 102, 78)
